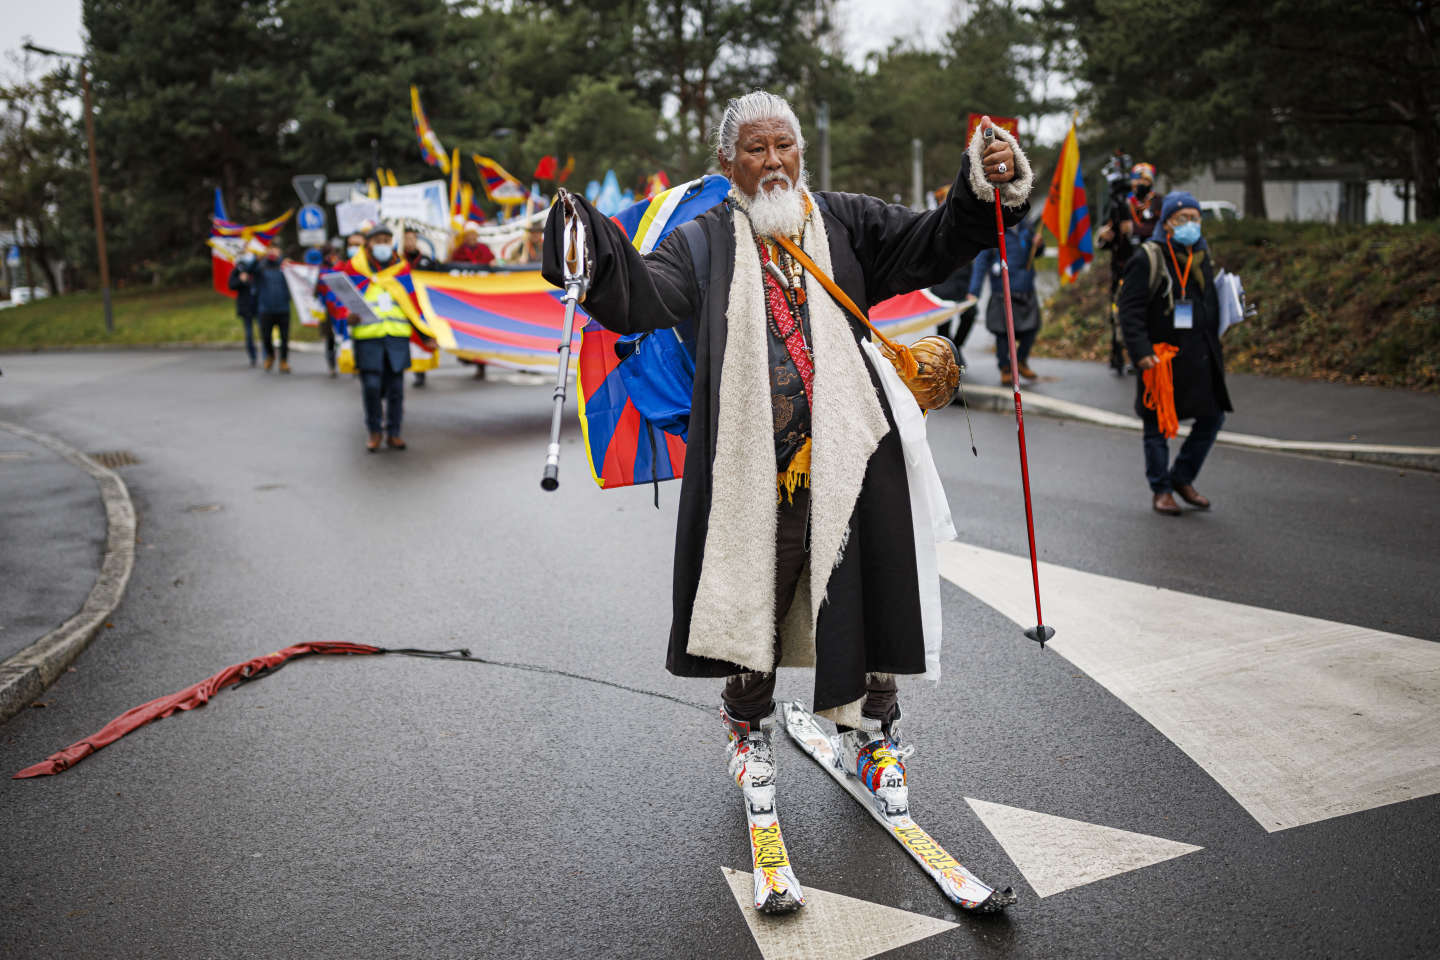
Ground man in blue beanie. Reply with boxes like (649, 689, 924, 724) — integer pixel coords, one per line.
(1116, 191, 1233, 516)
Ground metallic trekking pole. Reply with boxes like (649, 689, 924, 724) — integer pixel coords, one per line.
(541, 194, 589, 491)
(984, 121, 1055, 648)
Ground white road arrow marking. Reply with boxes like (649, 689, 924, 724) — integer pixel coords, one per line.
(964, 798, 1201, 897)
(721, 867, 956, 960)
(938, 541, 1440, 832)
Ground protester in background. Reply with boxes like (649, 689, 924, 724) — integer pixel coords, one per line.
(968, 218, 1044, 386)
(252, 241, 292, 373)
(318, 224, 437, 452)
(403, 229, 439, 270)
(314, 239, 348, 378)
(1118, 191, 1232, 516)
(929, 261, 978, 371)
(451, 222, 494, 265)
(228, 250, 260, 367)
(402, 229, 439, 386)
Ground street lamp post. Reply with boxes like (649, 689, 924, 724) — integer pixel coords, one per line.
(24, 42, 113, 332)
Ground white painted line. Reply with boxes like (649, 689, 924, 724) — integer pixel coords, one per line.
(721, 866, 956, 960)
(965, 798, 1201, 898)
(938, 542, 1440, 832)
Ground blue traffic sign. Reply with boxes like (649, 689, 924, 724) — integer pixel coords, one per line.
(298, 204, 326, 230)
(5, 246, 19, 268)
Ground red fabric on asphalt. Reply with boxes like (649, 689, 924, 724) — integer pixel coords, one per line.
(13, 642, 384, 778)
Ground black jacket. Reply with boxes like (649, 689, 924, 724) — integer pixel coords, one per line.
(543, 155, 1022, 712)
(1118, 239, 1232, 420)
(228, 261, 258, 317)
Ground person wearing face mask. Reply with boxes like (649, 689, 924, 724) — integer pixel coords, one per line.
(317, 223, 439, 451)
(251, 241, 293, 373)
(227, 249, 261, 366)
(1117, 191, 1232, 516)
(1098, 163, 1162, 372)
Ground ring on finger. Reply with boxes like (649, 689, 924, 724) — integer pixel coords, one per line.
(997, 161, 1007, 174)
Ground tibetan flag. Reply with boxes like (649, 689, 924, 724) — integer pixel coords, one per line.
(411, 86, 451, 175)
(557, 155, 576, 184)
(533, 155, 558, 181)
(473, 154, 528, 208)
(208, 205, 294, 297)
(575, 174, 726, 489)
(645, 170, 670, 199)
(410, 268, 583, 372)
(1041, 122, 1094, 284)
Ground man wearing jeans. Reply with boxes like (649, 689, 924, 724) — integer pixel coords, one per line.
(1118, 191, 1232, 515)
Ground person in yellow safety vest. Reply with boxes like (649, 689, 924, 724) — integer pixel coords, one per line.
(334, 224, 437, 452)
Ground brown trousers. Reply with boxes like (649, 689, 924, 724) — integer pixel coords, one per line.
(721, 487, 898, 725)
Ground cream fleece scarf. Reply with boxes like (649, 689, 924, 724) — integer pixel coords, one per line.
(684, 194, 891, 676)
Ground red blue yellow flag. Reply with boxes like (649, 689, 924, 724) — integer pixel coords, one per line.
(411, 86, 451, 175)
(1041, 121, 1094, 284)
(472, 154, 528, 208)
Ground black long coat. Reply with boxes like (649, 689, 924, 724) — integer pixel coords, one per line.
(543, 158, 1021, 712)
(1118, 240, 1233, 420)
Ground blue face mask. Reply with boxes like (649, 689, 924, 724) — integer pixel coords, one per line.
(1171, 220, 1202, 247)
(371, 243, 394, 262)
(346, 245, 361, 259)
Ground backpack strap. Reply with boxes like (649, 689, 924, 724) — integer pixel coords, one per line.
(677, 219, 709, 303)
(1143, 242, 1172, 314)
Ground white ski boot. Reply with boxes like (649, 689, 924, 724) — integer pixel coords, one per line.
(724, 704, 804, 914)
(723, 704, 777, 793)
(837, 710, 911, 818)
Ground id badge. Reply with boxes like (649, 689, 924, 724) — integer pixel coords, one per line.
(1174, 298, 1194, 330)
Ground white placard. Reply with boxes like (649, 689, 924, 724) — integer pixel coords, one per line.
(281, 262, 326, 326)
(336, 199, 381, 237)
(380, 181, 449, 228)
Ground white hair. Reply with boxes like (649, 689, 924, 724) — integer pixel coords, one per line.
(714, 91, 806, 163)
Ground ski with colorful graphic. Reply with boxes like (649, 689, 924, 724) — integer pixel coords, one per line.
(741, 782, 805, 914)
(781, 700, 1016, 912)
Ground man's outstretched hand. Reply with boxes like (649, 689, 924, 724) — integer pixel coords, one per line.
(980, 116, 1017, 183)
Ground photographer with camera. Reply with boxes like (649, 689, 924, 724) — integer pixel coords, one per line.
(1098, 159, 1163, 372)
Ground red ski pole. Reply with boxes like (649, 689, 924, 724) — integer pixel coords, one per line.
(984, 120, 1054, 648)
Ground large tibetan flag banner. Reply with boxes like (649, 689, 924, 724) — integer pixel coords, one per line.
(207, 204, 294, 297)
(411, 86, 450, 175)
(1041, 122, 1094, 284)
(473, 154, 528, 209)
(410, 268, 584, 371)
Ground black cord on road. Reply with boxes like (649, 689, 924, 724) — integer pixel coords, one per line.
(383, 647, 711, 715)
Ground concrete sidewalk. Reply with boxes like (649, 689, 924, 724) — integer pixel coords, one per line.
(953, 346, 1440, 470)
(0, 421, 134, 721)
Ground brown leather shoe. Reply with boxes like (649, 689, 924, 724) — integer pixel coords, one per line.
(1174, 483, 1211, 509)
(1017, 363, 1038, 380)
(366, 432, 382, 452)
(999, 370, 1013, 386)
(1152, 491, 1182, 515)
(386, 435, 407, 450)
(279, 361, 291, 374)
(263, 356, 274, 371)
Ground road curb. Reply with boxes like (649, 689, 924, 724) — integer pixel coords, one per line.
(963, 385, 1440, 473)
(0, 420, 136, 724)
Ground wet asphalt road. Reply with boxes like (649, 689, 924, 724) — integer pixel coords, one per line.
(0, 350, 1436, 960)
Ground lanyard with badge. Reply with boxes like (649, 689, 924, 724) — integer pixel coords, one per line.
(1166, 237, 1195, 330)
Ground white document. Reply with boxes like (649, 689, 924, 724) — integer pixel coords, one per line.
(1216, 270, 1245, 337)
(335, 199, 381, 237)
(321, 272, 380, 328)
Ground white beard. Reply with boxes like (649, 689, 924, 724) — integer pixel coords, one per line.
(739, 170, 809, 239)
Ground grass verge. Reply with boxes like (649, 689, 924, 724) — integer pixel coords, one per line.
(1040, 220, 1440, 391)
(0, 285, 320, 350)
